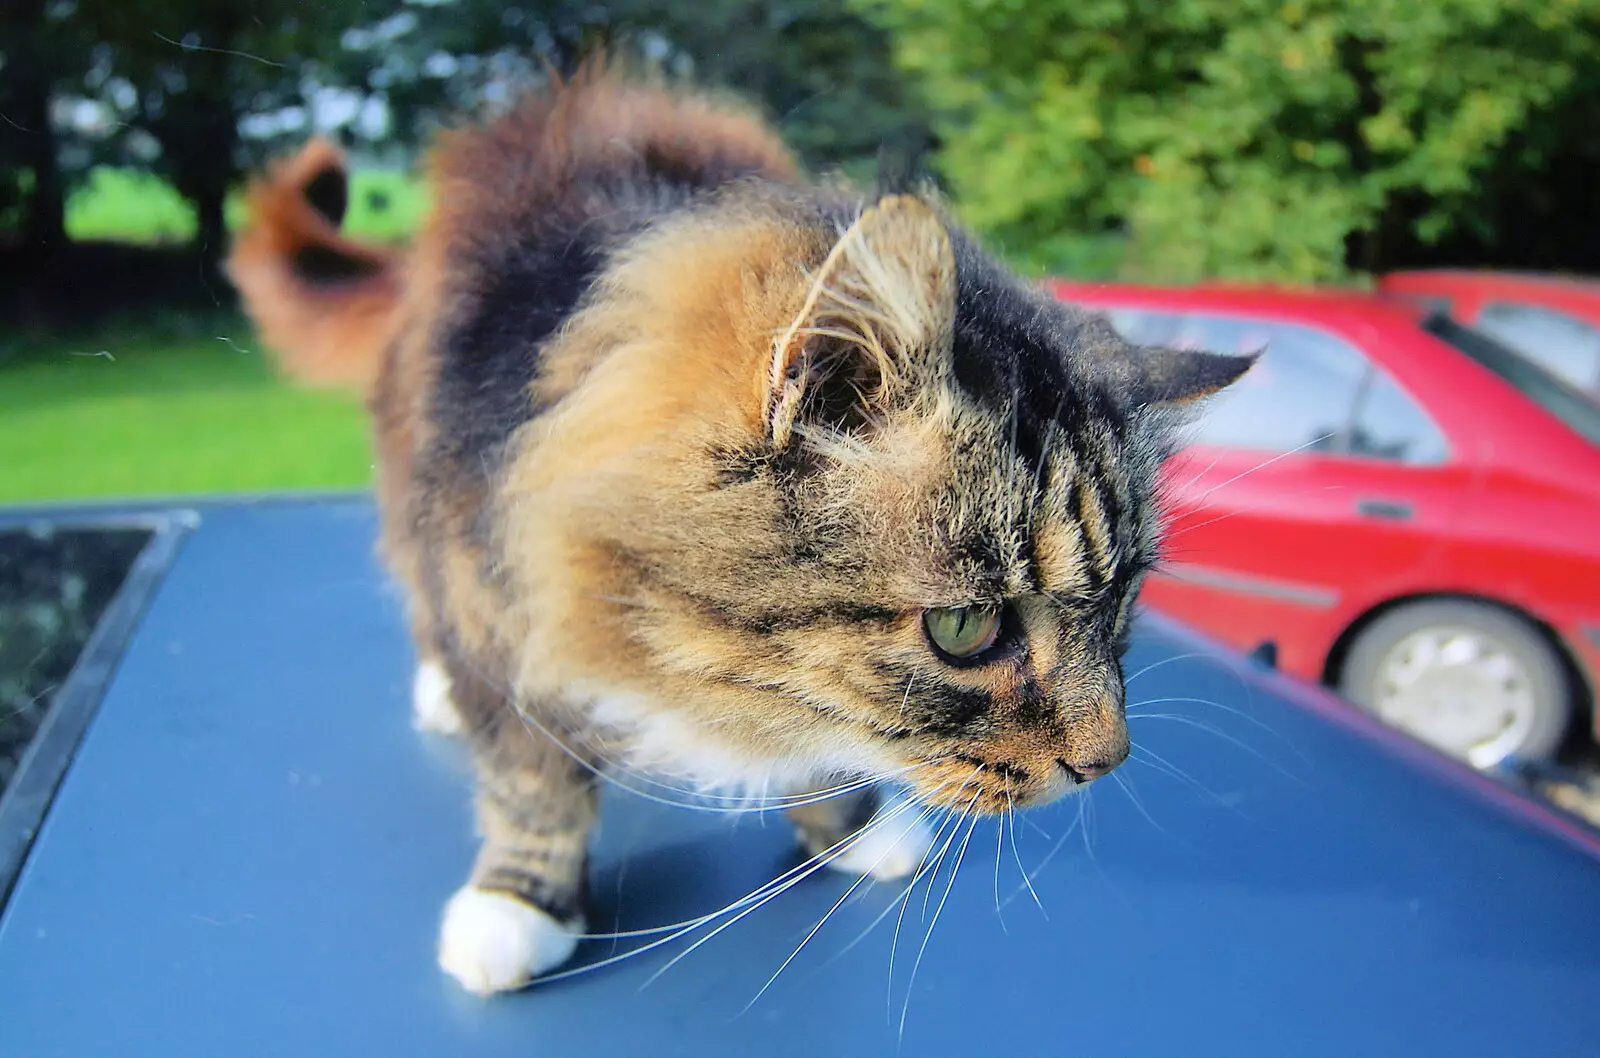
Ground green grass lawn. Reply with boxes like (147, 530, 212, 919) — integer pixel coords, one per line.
(0, 164, 420, 506)
(67, 166, 427, 244)
(0, 317, 373, 505)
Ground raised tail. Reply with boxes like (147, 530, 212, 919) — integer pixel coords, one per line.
(227, 139, 403, 393)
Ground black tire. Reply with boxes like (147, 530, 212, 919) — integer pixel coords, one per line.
(1338, 599, 1573, 767)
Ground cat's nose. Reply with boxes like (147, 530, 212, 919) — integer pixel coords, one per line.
(1058, 745, 1129, 784)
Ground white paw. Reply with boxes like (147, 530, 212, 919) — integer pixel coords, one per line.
(412, 660, 462, 735)
(824, 808, 935, 882)
(437, 886, 580, 996)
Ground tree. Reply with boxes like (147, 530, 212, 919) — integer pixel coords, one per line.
(7, 0, 931, 272)
(329, 0, 933, 177)
(0, 0, 89, 252)
(858, 0, 1600, 282)
(614, 0, 933, 176)
(78, 0, 356, 264)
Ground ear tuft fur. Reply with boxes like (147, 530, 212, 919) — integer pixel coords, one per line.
(766, 196, 955, 447)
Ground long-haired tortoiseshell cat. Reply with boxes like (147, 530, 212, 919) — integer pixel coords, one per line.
(228, 62, 1253, 997)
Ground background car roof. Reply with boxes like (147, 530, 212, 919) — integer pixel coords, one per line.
(1050, 279, 1434, 326)
(1379, 270, 1600, 316)
(2, 498, 1599, 1057)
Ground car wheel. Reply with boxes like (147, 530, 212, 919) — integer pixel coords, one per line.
(1338, 599, 1573, 769)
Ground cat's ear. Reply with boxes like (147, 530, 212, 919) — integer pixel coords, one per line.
(765, 195, 955, 447)
(1123, 346, 1258, 406)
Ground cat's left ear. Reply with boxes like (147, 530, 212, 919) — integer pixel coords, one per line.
(1122, 346, 1259, 406)
(766, 195, 956, 447)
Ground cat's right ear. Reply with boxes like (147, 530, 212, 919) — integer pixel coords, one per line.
(764, 196, 956, 448)
(1123, 346, 1259, 406)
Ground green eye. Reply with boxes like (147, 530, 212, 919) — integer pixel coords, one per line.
(922, 605, 1002, 660)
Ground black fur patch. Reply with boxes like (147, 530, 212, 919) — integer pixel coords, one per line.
(429, 235, 604, 478)
(425, 129, 795, 487)
(1010, 676, 1052, 728)
(476, 869, 586, 927)
(945, 232, 1132, 502)
(604, 543, 893, 638)
(894, 670, 994, 735)
(292, 245, 385, 284)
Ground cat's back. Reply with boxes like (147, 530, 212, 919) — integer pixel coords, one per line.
(393, 66, 801, 479)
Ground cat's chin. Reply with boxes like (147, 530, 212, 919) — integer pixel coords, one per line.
(905, 768, 1088, 816)
(582, 685, 901, 801)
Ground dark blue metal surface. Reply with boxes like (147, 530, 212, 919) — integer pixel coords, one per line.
(2, 498, 1599, 1057)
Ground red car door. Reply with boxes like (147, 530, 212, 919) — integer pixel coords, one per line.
(1124, 311, 1473, 682)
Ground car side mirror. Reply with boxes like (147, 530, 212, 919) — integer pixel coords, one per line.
(1247, 640, 1279, 670)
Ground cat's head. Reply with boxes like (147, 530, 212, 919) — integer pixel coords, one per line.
(521, 193, 1253, 814)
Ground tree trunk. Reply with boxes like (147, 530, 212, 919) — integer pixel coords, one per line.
(20, 118, 66, 253)
(193, 185, 227, 267)
(4, 0, 66, 252)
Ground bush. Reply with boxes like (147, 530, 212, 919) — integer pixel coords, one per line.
(859, 0, 1600, 282)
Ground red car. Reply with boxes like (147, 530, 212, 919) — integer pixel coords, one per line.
(1379, 270, 1600, 399)
(1051, 280, 1600, 769)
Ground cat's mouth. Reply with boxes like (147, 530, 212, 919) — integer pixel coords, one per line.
(905, 748, 1117, 815)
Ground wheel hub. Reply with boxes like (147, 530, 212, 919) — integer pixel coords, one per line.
(1369, 625, 1538, 769)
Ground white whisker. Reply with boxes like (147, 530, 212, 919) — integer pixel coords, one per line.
(1126, 744, 1241, 813)
(1186, 431, 1336, 507)
(1111, 769, 1164, 834)
(1124, 651, 1215, 686)
(807, 809, 959, 977)
(740, 796, 947, 1013)
(1129, 694, 1300, 758)
(635, 794, 929, 990)
(531, 791, 930, 987)
(998, 795, 1085, 912)
(1005, 789, 1045, 916)
(1126, 711, 1306, 783)
(1160, 482, 1349, 546)
(899, 796, 982, 1040)
(992, 806, 1008, 933)
(887, 790, 972, 1022)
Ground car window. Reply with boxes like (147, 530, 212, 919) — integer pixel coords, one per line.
(1103, 308, 1452, 463)
(1101, 308, 1177, 346)
(1425, 313, 1600, 448)
(1474, 301, 1600, 394)
(1349, 372, 1451, 465)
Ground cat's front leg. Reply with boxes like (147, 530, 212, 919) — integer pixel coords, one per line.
(435, 667, 597, 996)
(787, 788, 934, 882)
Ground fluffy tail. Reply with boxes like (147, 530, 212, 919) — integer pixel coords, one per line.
(227, 139, 402, 393)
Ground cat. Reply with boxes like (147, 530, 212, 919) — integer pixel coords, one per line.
(227, 60, 1253, 997)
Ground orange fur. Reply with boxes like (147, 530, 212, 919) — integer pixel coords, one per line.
(226, 139, 402, 392)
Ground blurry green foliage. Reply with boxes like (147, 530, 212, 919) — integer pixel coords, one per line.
(2, 1, 929, 262)
(858, 0, 1600, 281)
(76, 0, 360, 261)
(614, 1, 933, 175)
(327, 0, 931, 176)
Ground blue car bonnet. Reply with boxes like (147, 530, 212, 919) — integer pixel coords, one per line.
(1, 498, 1598, 1057)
